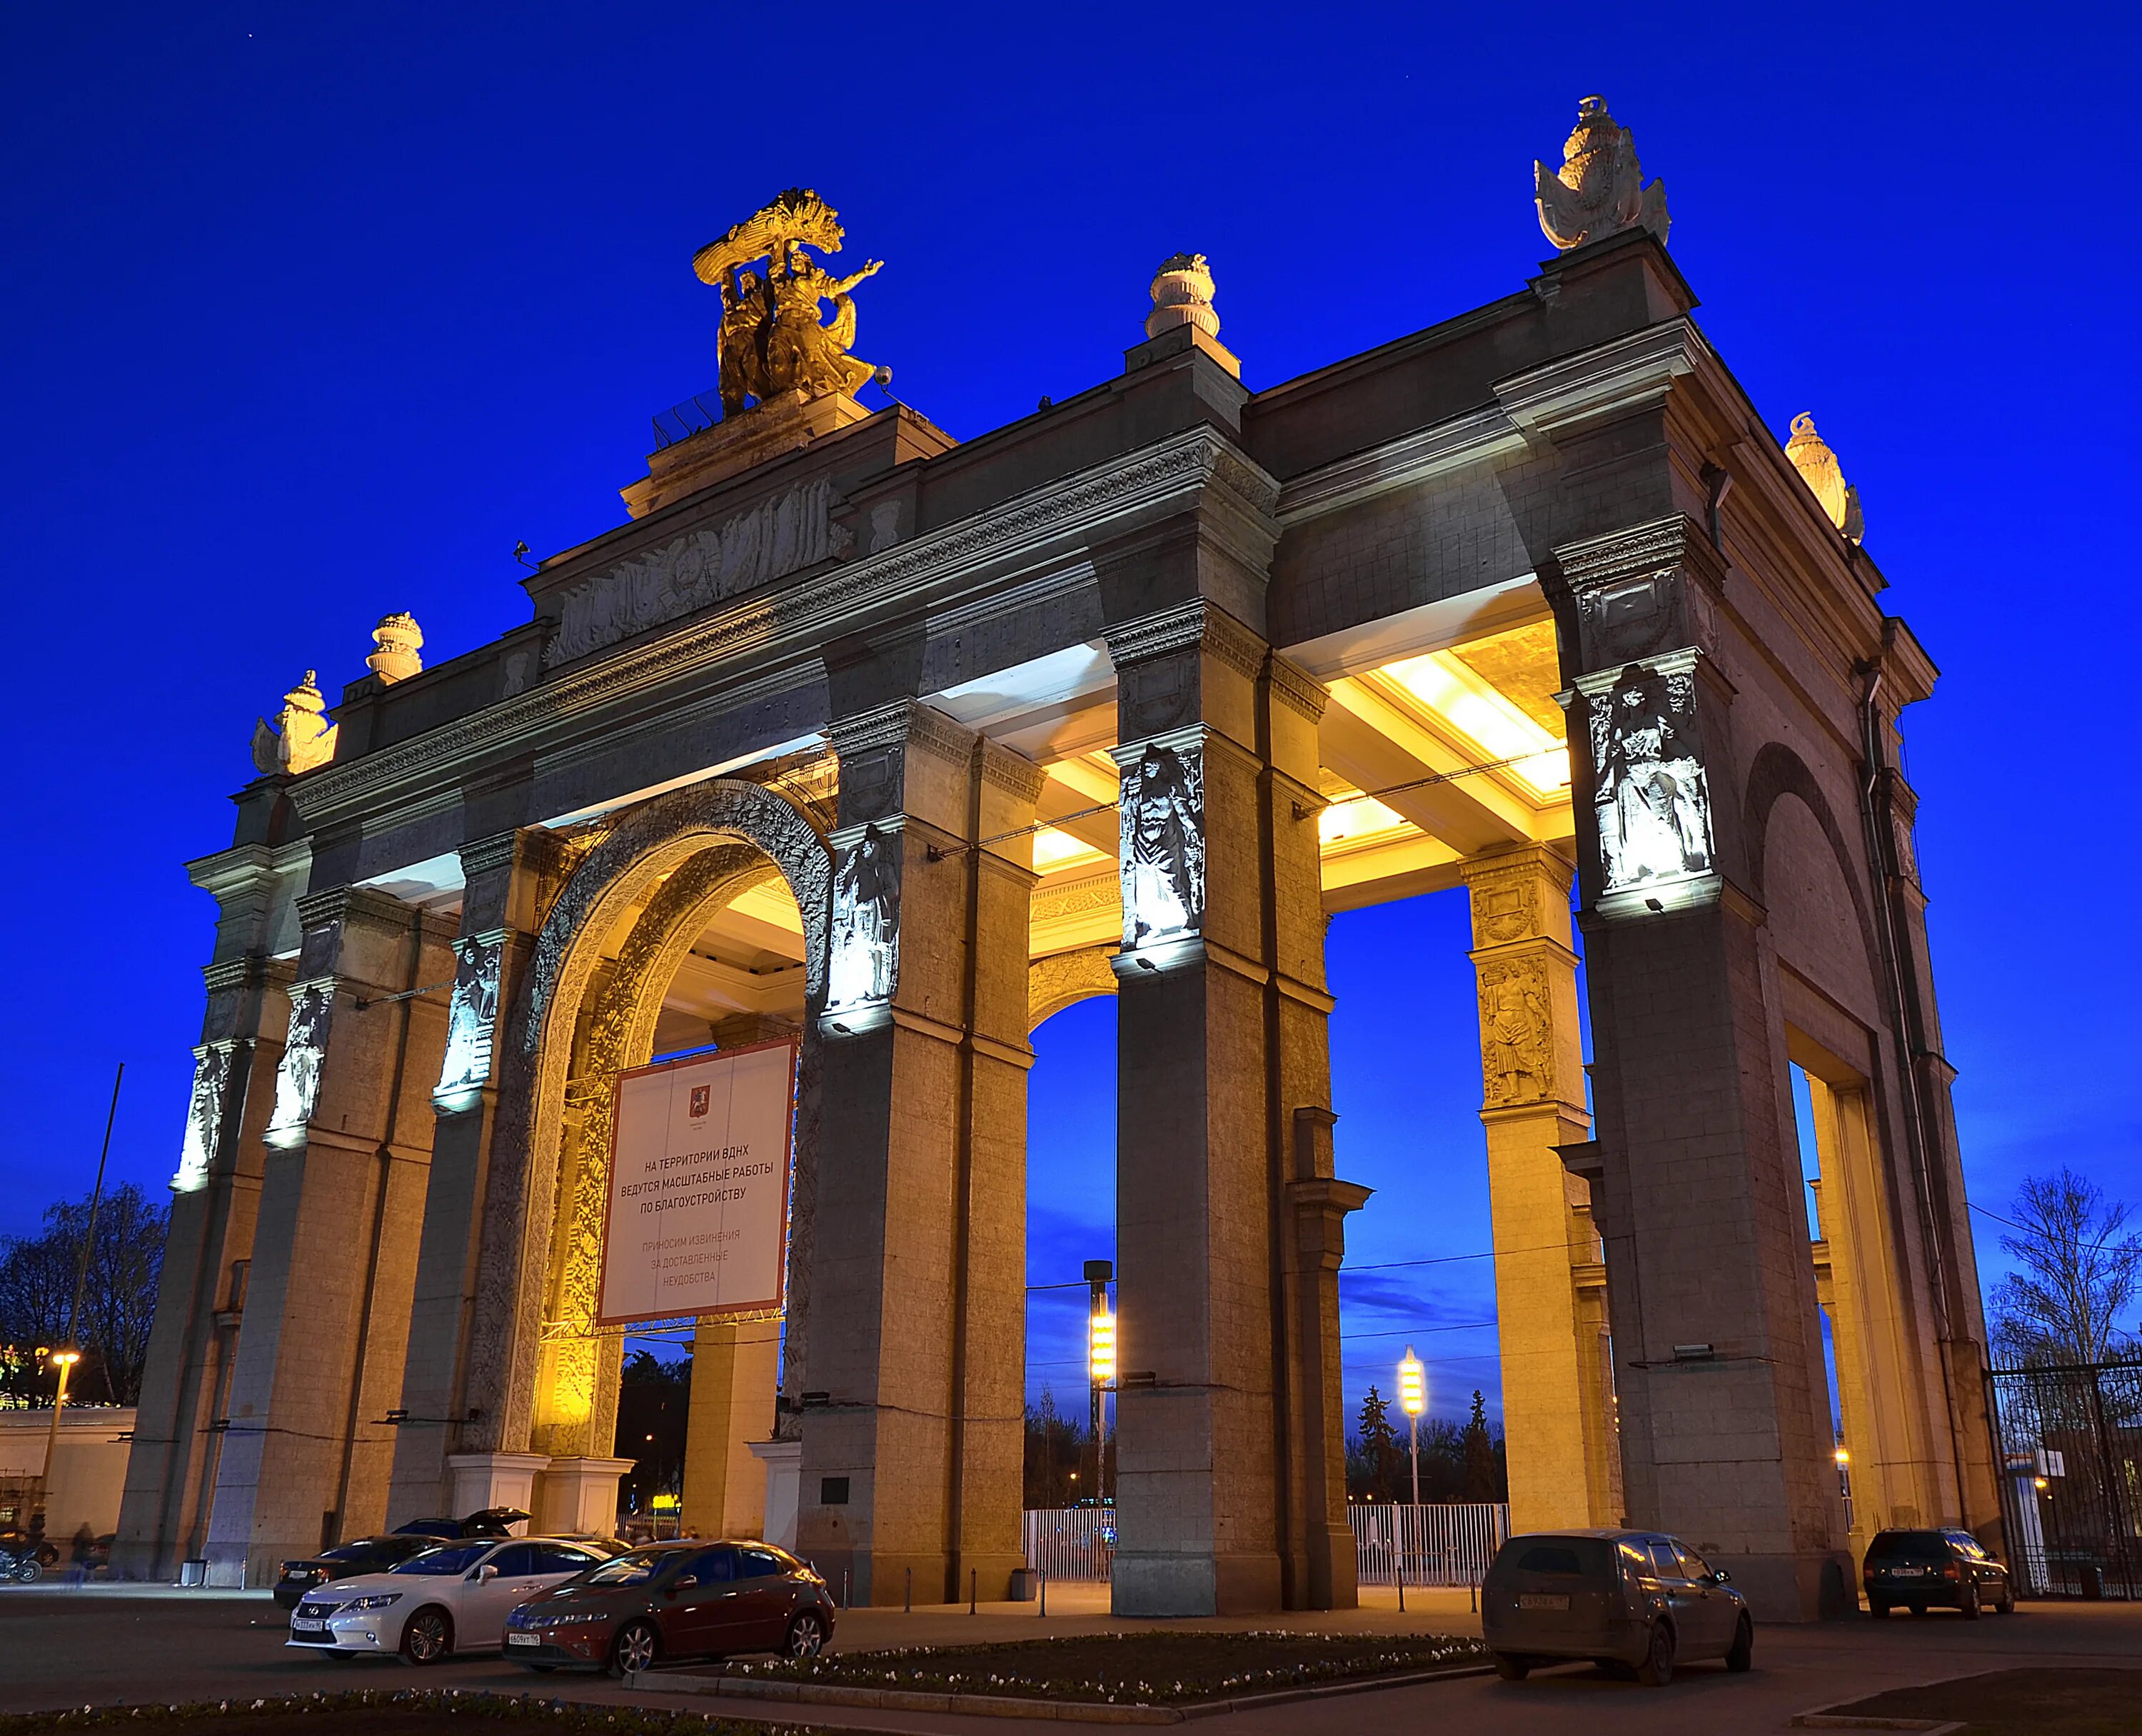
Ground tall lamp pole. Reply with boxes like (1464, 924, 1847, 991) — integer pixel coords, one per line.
(1084, 1259, 1114, 1501)
(1398, 1346, 1425, 1506)
(43, 1063, 124, 1518)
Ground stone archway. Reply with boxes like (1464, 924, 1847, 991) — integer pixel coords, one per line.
(461, 777, 833, 1527)
(1027, 945, 1117, 1032)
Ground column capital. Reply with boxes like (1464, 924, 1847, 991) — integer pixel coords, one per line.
(1459, 846, 1578, 951)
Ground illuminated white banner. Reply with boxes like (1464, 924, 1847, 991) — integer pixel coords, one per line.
(598, 1040, 798, 1326)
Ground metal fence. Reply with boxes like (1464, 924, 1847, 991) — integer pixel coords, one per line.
(1986, 1358, 2142, 1600)
(1018, 1501, 1511, 1585)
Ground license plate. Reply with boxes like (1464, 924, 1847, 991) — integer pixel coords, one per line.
(1517, 1594, 1569, 1611)
(292, 1619, 326, 1632)
(507, 1632, 539, 1646)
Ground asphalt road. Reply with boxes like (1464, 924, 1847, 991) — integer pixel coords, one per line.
(2, 1585, 2137, 1735)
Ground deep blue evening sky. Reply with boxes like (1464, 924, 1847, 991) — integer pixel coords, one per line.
(4, 4, 2133, 1427)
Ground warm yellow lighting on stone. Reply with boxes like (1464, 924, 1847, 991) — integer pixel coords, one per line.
(1786, 413, 1865, 543)
(367, 612, 424, 684)
(1378, 651, 1571, 799)
(1032, 826, 1107, 873)
(1317, 792, 1408, 846)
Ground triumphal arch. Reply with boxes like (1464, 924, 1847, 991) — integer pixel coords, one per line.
(118, 104, 2000, 1620)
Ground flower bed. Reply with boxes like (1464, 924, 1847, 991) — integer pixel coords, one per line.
(0, 1691, 815, 1736)
(724, 1631, 1488, 1705)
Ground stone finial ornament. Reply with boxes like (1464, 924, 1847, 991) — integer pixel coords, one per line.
(251, 670, 339, 776)
(693, 189, 884, 415)
(1534, 95, 1670, 251)
(1147, 254, 1220, 341)
(1785, 413, 1865, 542)
(367, 611, 424, 683)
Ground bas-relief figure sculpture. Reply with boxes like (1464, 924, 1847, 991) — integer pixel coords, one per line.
(1587, 664, 1714, 893)
(436, 935, 503, 1098)
(251, 671, 338, 777)
(693, 189, 883, 415)
(1535, 95, 1670, 252)
(1119, 742, 1205, 949)
(172, 1046, 230, 1191)
(1785, 413, 1865, 543)
(268, 983, 334, 1134)
(545, 477, 850, 667)
(827, 824, 900, 1011)
(1479, 959, 1555, 1107)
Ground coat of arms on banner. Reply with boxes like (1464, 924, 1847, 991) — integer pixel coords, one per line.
(689, 1085, 710, 1118)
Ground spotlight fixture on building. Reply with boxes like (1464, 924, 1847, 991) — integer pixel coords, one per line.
(1398, 1347, 1425, 1506)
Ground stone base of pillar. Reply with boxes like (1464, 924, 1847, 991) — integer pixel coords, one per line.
(748, 1438, 801, 1551)
(1112, 1550, 1282, 1618)
(1724, 1547, 1856, 1622)
(533, 1457, 636, 1536)
(952, 1548, 1027, 1606)
(446, 1452, 550, 1527)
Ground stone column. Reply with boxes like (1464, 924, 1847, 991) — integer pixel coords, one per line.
(1105, 598, 1349, 1616)
(795, 702, 1039, 1605)
(1460, 846, 1617, 1531)
(1556, 516, 1848, 1620)
(683, 1317, 780, 1537)
(388, 830, 566, 1524)
(203, 885, 455, 1585)
(116, 788, 310, 1579)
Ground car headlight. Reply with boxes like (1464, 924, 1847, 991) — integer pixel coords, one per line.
(346, 1594, 403, 1610)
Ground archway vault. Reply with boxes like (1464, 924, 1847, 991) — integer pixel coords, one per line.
(470, 776, 833, 1462)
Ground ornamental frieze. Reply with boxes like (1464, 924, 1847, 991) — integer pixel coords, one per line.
(1478, 957, 1555, 1107)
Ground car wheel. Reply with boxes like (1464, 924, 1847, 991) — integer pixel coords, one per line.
(400, 1607, 452, 1665)
(1725, 1615, 1754, 1673)
(1998, 1585, 2017, 1615)
(610, 1619, 659, 1677)
(783, 1610, 828, 1659)
(1636, 1622, 1676, 1688)
(1491, 1652, 1529, 1682)
(1959, 1585, 1981, 1620)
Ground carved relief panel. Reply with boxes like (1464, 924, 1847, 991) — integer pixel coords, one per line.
(435, 933, 504, 1101)
(172, 1043, 233, 1193)
(1478, 957, 1556, 1108)
(1572, 651, 1715, 902)
(1115, 737, 1205, 950)
(268, 980, 335, 1137)
(825, 822, 902, 1013)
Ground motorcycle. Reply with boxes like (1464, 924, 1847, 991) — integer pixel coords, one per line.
(0, 1533, 56, 1583)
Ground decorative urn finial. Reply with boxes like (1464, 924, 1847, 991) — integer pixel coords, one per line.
(1147, 253, 1219, 341)
(1785, 413, 1865, 543)
(251, 670, 339, 777)
(1534, 95, 1670, 251)
(367, 611, 424, 684)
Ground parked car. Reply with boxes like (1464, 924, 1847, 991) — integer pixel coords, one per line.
(390, 1506, 532, 1542)
(285, 1535, 615, 1663)
(1863, 1528, 2015, 1617)
(274, 1534, 446, 1608)
(502, 1540, 835, 1675)
(1483, 1529, 1753, 1687)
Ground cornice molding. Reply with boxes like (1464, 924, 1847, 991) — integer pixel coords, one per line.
(293, 426, 1257, 835)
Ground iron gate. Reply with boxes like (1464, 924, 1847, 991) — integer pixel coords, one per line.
(1985, 1358, 2142, 1599)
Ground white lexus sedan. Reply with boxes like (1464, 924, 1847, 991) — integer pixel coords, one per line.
(286, 1536, 615, 1663)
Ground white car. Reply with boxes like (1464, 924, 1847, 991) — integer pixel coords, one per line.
(286, 1535, 614, 1663)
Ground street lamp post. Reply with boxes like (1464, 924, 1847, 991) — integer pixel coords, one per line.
(1084, 1260, 1114, 1501)
(1398, 1347, 1425, 1507)
(41, 1063, 123, 1525)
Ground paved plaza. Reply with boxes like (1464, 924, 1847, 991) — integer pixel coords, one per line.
(4, 1585, 2136, 1733)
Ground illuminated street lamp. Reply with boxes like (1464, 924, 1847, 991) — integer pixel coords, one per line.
(41, 1347, 83, 1506)
(1084, 1259, 1114, 1501)
(1398, 1347, 1425, 1506)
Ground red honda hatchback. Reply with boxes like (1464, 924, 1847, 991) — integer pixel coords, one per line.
(503, 1540, 835, 1675)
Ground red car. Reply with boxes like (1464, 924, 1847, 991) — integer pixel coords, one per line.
(503, 1540, 835, 1674)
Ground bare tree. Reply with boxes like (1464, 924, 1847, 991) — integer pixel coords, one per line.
(0, 1183, 168, 1404)
(1987, 1168, 2141, 1366)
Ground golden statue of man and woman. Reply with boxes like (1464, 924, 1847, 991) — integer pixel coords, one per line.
(693, 188, 883, 415)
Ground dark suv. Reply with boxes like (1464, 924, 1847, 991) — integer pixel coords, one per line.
(1863, 1528, 2014, 1617)
(273, 1534, 441, 1608)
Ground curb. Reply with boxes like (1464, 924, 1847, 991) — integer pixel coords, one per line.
(628, 1660, 1492, 1725)
(1790, 1713, 1966, 1732)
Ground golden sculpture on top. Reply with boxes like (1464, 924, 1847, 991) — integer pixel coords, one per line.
(1534, 95, 1670, 251)
(693, 189, 883, 416)
(251, 671, 338, 776)
(1785, 413, 1865, 543)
